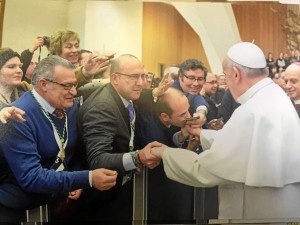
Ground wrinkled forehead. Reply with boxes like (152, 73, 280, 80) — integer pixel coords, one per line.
(53, 65, 76, 82)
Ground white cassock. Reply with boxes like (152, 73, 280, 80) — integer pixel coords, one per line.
(162, 78, 300, 219)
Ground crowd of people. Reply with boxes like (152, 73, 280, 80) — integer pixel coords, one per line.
(0, 28, 300, 223)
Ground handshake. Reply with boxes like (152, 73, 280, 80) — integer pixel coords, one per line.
(91, 141, 165, 191)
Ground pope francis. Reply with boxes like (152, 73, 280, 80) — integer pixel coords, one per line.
(151, 42, 300, 220)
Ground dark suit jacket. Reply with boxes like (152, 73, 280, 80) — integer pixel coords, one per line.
(78, 83, 131, 172)
(217, 89, 240, 124)
(293, 103, 300, 118)
(135, 109, 194, 222)
(77, 83, 133, 221)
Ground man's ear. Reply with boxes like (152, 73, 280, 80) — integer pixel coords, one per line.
(159, 112, 170, 123)
(110, 73, 118, 85)
(232, 66, 242, 84)
(39, 79, 48, 92)
(179, 74, 184, 83)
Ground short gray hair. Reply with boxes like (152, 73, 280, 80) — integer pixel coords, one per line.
(31, 55, 74, 86)
(224, 56, 268, 77)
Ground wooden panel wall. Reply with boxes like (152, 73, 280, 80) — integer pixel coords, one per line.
(142, 2, 210, 77)
(232, 2, 288, 58)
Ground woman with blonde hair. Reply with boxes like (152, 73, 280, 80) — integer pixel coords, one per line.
(49, 29, 112, 76)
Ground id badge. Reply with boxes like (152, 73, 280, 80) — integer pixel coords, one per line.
(122, 172, 132, 186)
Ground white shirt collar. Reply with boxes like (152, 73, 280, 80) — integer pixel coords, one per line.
(237, 77, 273, 104)
(32, 88, 56, 114)
(294, 99, 300, 104)
(119, 94, 132, 108)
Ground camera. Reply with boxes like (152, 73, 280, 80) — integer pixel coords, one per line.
(43, 36, 50, 48)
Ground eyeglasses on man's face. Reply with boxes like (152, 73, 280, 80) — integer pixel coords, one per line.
(45, 79, 78, 90)
(115, 72, 147, 81)
(206, 80, 218, 85)
(183, 74, 205, 82)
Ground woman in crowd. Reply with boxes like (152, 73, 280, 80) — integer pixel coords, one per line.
(0, 30, 110, 108)
(49, 30, 81, 66)
(266, 52, 275, 68)
(49, 29, 113, 76)
(0, 48, 31, 108)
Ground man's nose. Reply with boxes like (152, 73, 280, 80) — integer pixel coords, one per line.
(186, 112, 191, 118)
(69, 85, 77, 96)
(285, 81, 292, 88)
(136, 75, 144, 85)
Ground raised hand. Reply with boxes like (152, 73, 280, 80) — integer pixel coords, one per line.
(83, 53, 115, 78)
(0, 106, 26, 124)
(30, 36, 45, 53)
(152, 73, 174, 98)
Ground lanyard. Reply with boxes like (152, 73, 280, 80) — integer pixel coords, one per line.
(31, 92, 68, 161)
(43, 111, 68, 161)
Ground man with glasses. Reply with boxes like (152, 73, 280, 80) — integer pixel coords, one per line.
(151, 42, 300, 220)
(0, 55, 118, 222)
(77, 54, 161, 222)
(172, 59, 209, 119)
(201, 73, 224, 130)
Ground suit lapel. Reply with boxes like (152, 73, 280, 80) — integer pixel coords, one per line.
(107, 84, 131, 131)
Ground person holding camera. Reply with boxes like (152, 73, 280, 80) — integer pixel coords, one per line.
(20, 36, 46, 78)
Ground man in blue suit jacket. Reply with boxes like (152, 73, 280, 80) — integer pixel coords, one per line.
(0, 56, 117, 222)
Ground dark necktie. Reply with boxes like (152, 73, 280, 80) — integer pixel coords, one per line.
(53, 108, 65, 119)
(127, 102, 134, 122)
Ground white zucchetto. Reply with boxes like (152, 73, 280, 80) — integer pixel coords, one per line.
(227, 42, 266, 69)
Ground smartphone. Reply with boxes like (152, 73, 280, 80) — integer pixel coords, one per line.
(185, 116, 200, 121)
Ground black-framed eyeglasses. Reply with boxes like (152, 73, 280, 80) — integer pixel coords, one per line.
(206, 80, 218, 85)
(115, 72, 146, 81)
(45, 79, 78, 90)
(183, 74, 205, 82)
